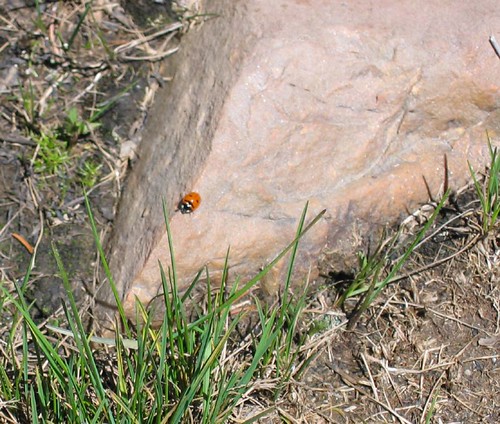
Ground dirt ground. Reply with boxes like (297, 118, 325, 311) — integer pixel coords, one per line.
(312, 247, 499, 421)
(0, 0, 181, 316)
(0, 2, 498, 423)
(245, 190, 500, 423)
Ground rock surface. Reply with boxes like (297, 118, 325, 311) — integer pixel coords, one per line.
(99, 0, 500, 321)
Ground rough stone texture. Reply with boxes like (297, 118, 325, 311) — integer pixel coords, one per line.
(96, 0, 254, 322)
(100, 0, 500, 321)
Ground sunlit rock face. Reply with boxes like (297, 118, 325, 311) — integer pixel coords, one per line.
(105, 0, 500, 319)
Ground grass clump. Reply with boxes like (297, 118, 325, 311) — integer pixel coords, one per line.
(337, 192, 449, 329)
(335, 136, 499, 330)
(32, 131, 71, 175)
(78, 159, 102, 188)
(0, 201, 325, 423)
(468, 133, 500, 234)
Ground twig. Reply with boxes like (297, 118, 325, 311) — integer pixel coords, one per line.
(331, 366, 413, 424)
(427, 307, 493, 337)
(366, 352, 455, 376)
(0, 207, 23, 238)
(389, 234, 479, 284)
(449, 392, 486, 419)
(361, 352, 379, 401)
(61, 173, 116, 209)
(489, 35, 500, 59)
(70, 71, 103, 106)
(11, 233, 34, 254)
(46, 324, 139, 350)
(119, 46, 179, 62)
(419, 370, 445, 424)
(389, 300, 493, 337)
(18, 177, 44, 262)
(114, 22, 182, 54)
(0, 132, 36, 146)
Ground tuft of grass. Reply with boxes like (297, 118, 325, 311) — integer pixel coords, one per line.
(338, 134, 499, 330)
(18, 79, 38, 126)
(339, 191, 449, 329)
(58, 107, 101, 146)
(424, 388, 440, 424)
(33, 0, 47, 34)
(78, 159, 102, 188)
(64, 1, 92, 52)
(0, 201, 325, 423)
(468, 133, 500, 234)
(32, 131, 71, 175)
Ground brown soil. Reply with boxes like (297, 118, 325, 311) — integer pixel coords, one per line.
(0, 0, 181, 318)
(243, 188, 500, 423)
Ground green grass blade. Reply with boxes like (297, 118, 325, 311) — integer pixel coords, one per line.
(186, 208, 326, 333)
(468, 162, 488, 215)
(52, 242, 115, 423)
(170, 318, 240, 424)
(65, 1, 92, 51)
(84, 194, 131, 336)
(356, 191, 450, 320)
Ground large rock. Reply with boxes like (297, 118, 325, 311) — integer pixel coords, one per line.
(98, 0, 500, 322)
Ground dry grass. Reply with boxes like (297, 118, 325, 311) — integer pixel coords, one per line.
(239, 180, 499, 423)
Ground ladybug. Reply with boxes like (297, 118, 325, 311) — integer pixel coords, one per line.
(178, 192, 201, 214)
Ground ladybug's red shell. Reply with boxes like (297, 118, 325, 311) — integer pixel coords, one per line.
(179, 192, 201, 214)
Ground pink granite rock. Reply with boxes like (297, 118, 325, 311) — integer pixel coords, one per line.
(102, 0, 500, 319)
